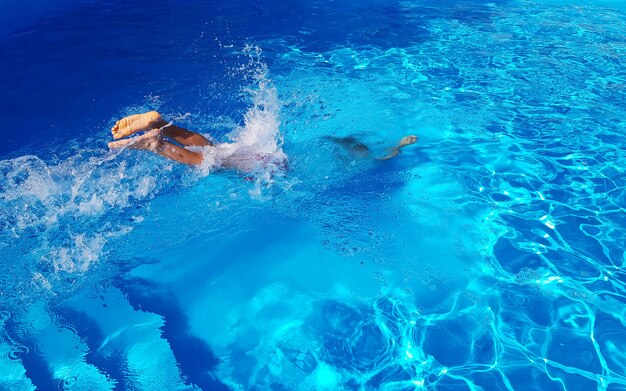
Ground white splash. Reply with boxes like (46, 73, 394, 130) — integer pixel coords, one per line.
(199, 46, 287, 180)
(48, 233, 106, 273)
(0, 146, 168, 302)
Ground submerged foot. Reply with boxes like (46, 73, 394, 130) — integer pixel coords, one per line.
(398, 135, 418, 147)
(108, 129, 162, 151)
(111, 111, 164, 140)
(376, 135, 419, 161)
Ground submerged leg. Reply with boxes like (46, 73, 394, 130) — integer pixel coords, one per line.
(323, 136, 371, 158)
(375, 135, 418, 161)
(108, 129, 204, 165)
(324, 134, 418, 160)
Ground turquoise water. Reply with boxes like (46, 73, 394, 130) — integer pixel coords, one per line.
(1, 0, 626, 390)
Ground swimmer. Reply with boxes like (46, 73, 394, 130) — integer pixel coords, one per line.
(108, 111, 417, 168)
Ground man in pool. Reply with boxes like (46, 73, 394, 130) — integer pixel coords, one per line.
(108, 111, 418, 168)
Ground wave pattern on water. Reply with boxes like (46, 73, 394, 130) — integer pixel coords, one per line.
(1, 1, 626, 390)
(245, 2, 626, 390)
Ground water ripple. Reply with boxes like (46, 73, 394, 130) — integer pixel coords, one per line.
(6, 345, 29, 361)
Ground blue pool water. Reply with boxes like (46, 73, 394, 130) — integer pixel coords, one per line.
(1, 0, 626, 390)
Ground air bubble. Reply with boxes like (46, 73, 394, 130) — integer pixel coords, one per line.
(372, 271, 386, 282)
(516, 267, 540, 284)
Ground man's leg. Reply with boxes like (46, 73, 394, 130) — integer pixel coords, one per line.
(108, 130, 203, 165)
(161, 125, 214, 147)
(376, 135, 418, 161)
(323, 134, 418, 160)
(157, 139, 204, 165)
(323, 136, 371, 158)
(112, 111, 213, 148)
(111, 111, 166, 139)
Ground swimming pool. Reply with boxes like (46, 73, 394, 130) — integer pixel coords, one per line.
(1, 0, 626, 389)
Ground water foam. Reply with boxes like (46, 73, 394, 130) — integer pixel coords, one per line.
(0, 147, 171, 306)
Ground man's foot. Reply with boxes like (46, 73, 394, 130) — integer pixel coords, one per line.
(108, 129, 162, 151)
(398, 135, 418, 147)
(111, 111, 164, 140)
(375, 135, 418, 161)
